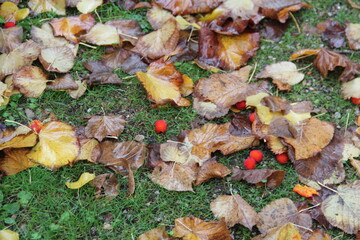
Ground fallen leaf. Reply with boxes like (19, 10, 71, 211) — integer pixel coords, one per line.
(0, 1, 29, 22)
(13, 66, 51, 98)
(0, 26, 23, 53)
(308, 229, 332, 240)
(321, 180, 360, 234)
(150, 162, 197, 192)
(196, 26, 260, 70)
(259, 2, 312, 23)
(50, 13, 96, 43)
(341, 77, 360, 99)
(173, 216, 232, 240)
(256, 61, 304, 91)
(132, 19, 179, 59)
(76, 0, 102, 13)
(47, 74, 79, 90)
(261, 20, 289, 41)
(210, 194, 257, 229)
(146, 5, 175, 30)
(65, 172, 95, 189)
(320, 19, 346, 48)
(81, 23, 120, 45)
(136, 59, 191, 107)
(39, 46, 75, 73)
(252, 223, 302, 240)
(0, 148, 37, 175)
(0, 126, 37, 150)
(120, 54, 148, 75)
(160, 141, 200, 165)
(257, 198, 312, 238)
(345, 23, 360, 50)
(195, 157, 231, 185)
(27, 121, 80, 170)
(68, 80, 86, 98)
(85, 115, 125, 141)
(28, 0, 66, 15)
(293, 184, 319, 198)
(90, 173, 119, 200)
(105, 19, 143, 45)
(350, 158, 360, 176)
(155, 0, 223, 15)
(76, 138, 99, 162)
(232, 167, 285, 188)
(137, 227, 173, 240)
(99, 48, 131, 69)
(83, 61, 122, 85)
(0, 229, 19, 240)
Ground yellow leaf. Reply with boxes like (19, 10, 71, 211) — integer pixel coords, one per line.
(0, 1, 29, 22)
(27, 121, 80, 170)
(0, 229, 19, 240)
(65, 172, 95, 189)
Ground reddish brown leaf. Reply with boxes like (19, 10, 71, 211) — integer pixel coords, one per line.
(195, 157, 231, 185)
(83, 60, 122, 85)
(46, 74, 78, 90)
(321, 19, 346, 48)
(85, 115, 125, 141)
(259, 2, 312, 23)
(138, 227, 173, 240)
(90, 173, 119, 200)
(261, 20, 289, 41)
(232, 167, 285, 188)
(155, 0, 223, 15)
(0, 148, 37, 176)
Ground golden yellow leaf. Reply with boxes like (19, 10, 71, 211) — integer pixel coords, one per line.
(65, 172, 95, 189)
(0, 148, 37, 176)
(27, 121, 80, 170)
(0, 229, 19, 240)
(0, 1, 29, 22)
(0, 126, 37, 150)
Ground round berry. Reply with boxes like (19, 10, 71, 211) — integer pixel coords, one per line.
(235, 101, 246, 110)
(244, 157, 256, 170)
(350, 97, 360, 105)
(4, 22, 16, 28)
(276, 153, 289, 164)
(249, 112, 256, 123)
(154, 120, 167, 133)
(249, 150, 263, 162)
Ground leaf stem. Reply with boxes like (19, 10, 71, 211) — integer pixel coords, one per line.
(317, 181, 338, 194)
(289, 12, 301, 34)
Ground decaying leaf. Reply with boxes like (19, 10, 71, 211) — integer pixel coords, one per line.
(173, 216, 232, 240)
(210, 194, 257, 229)
(76, 0, 102, 13)
(137, 227, 173, 240)
(136, 59, 192, 107)
(308, 229, 332, 240)
(27, 121, 80, 170)
(252, 223, 302, 240)
(68, 80, 86, 98)
(293, 184, 319, 198)
(0, 1, 29, 22)
(85, 115, 125, 141)
(47, 74, 78, 90)
(321, 180, 360, 234)
(105, 19, 143, 45)
(132, 19, 179, 59)
(155, 0, 223, 15)
(76, 138, 99, 162)
(50, 13, 96, 43)
(90, 173, 119, 200)
(0, 26, 23, 53)
(0, 148, 37, 175)
(321, 19, 346, 48)
(346, 23, 360, 50)
(65, 172, 95, 189)
(0, 126, 37, 150)
(83, 60, 122, 85)
(195, 158, 231, 185)
(39, 46, 75, 73)
(159, 141, 200, 165)
(350, 158, 360, 176)
(257, 198, 312, 238)
(28, 0, 66, 15)
(146, 5, 175, 30)
(256, 61, 304, 91)
(196, 26, 260, 70)
(232, 167, 285, 188)
(341, 77, 360, 99)
(259, 1, 312, 23)
(13, 66, 51, 98)
(81, 23, 120, 45)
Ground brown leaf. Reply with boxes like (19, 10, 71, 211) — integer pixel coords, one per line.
(196, 26, 260, 70)
(155, 0, 223, 15)
(39, 46, 75, 73)
(210, 194, 257, 229)
(308, 229, 332, 240)
(146, 5, 174, 30)
(137, 227, 173, 240)
(121, 54, 149, 75)
(81, 23, 120, 45)
(85, 115, 125, 141)
(345, 23, 360, 50)
(232, 167, 285, 188)
(294, 132, 345, 189)
(50, 13, 96, 43)
(195, 158, 231, 185)
(260, 2, 312, 23)
(172, 216, 232, 240)
(100, 48, 131, 69)
(150, 162, 197, 192)
(90, 173, 119, 200)
(68, 80, 86, 98)
(283, 118, 335, 160)
(13, 66, 51, 98)
(350, 158, 360, 176)
(257, 198, 312, 238)
(261, 20, 289, 41)
(47, 74, 79, 90)
(321, 19, 346, 48)
(256, 61, 304, 91)
(0, 148, 37, 176)
(0, 26, 22, 53)
(321, 180, 360, 234)
(132, 19, 179, 59)
(252, 223, 302, 240)
(160, 141, 200, 165)
(105, 19, 143, 45)
(136, 59, 191, 107)
(28, 0, 66, 15)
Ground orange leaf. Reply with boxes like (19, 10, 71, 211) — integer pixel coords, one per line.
(293, 184, 319, 198)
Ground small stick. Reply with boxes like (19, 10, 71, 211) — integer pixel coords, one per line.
(297, 63, 313, 71)
(292, 224, 313, 232)
(289, 12, 301, 34)
(79, 42, 97, 49)
(5, 120, 32, 131)
(187, 27, 194, 42)
(312, 112, 326, 118)
(317, 181, 338, 194)
(175, 219, 193, 232)
(248, 62, 258, 83)
(122, 75, 136, 80)
(298, 203, 321, 213)
(119, 32, 138, 39)
(94, 9, 102, 24)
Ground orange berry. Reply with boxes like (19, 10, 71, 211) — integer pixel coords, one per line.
(276, 153, 289, 164)
(154, 120, 167, 133)
(244, 157, 256, 170)
(249, 150, 263, 162)
(29, 120, 43, 133)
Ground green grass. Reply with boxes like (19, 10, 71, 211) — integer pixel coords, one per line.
(0, 0, 359, 239)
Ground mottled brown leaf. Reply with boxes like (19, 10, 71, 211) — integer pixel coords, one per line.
(106, 19, 143, 45)
(90, 173, 119, 200)
(0, 26, 22, 53)
(321, 19, 346, 48)
(0, 148, 37, 176)
(261, 20, 289, 41)
(195, 158, 231, 185)
(155, 0, 223, 15)
(85, 115, 125, 141)
(137, 227, 173, 240)
(252, 223, 302, 240)
(47, 74, 78, 90)
(232, 167, 285, 188)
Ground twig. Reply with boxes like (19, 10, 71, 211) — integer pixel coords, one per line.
(317, 181, 338, 194)
(119, 31, 138, 39)
(94, 9, 102, 24)
(293, 224, 313, 232)
(347, 0, 360, 9)
(175, 219, 193, 232)
(298, 203, 321, 213)
(289, 12, 301, 34)
(5, 120, 32, 131)
(122, 75, 136, 80)
(297, 63, 313, 71)
(312, 112, 326, 118)
(248, 62, 258, 83)
(79, 42, 97, 49)
(187, 27, 194, 42)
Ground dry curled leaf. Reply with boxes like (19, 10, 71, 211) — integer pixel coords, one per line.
(210, 194, 258, 229)
(293, 184, 319, 198)
(173, 216, 232, 240)
(137, 227, 173, 240)
(65, 172, 95, 189)
(27, 121, 80, 170)
(47, 74, 78, 91)
(28, 0, 66, 15)
(195, 158, 231, 185)
(68, 80, 86, 98)
(85, 115, 125, 141)
(232, 167, 285, 188)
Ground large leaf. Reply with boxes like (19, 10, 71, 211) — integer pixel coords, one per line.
(81, 23, 120, 45)
(28, 0, 66, 15)
(39, 46, 75, 73)
(321, 180, 360, 234)
(210, 194, 257, 229)
(0, 26, 23, 53)
(232, 167, 285, 188)
(252, 223, 302, 240)
(0, 126, 37, 150)
(0, 1, 29, 22)
(27, 121, 80, 170)
(84, 115, 125, 141)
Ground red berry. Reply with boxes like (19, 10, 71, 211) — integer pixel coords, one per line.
(4, 22, 16, 28)
(276, 153, 289, 164)
(154, 120, 167, 133)
(249, 150, 263, 162)
(351, 97, 360, 105)
(235, 101, 246, 110)
(249, 112, 256, 123)
(29, 120, 43, 133)
(244, 157, 256, 170)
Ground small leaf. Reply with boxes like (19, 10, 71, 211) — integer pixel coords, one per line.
(65, 172, 95, 189)
(293, 184, 319, 198)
